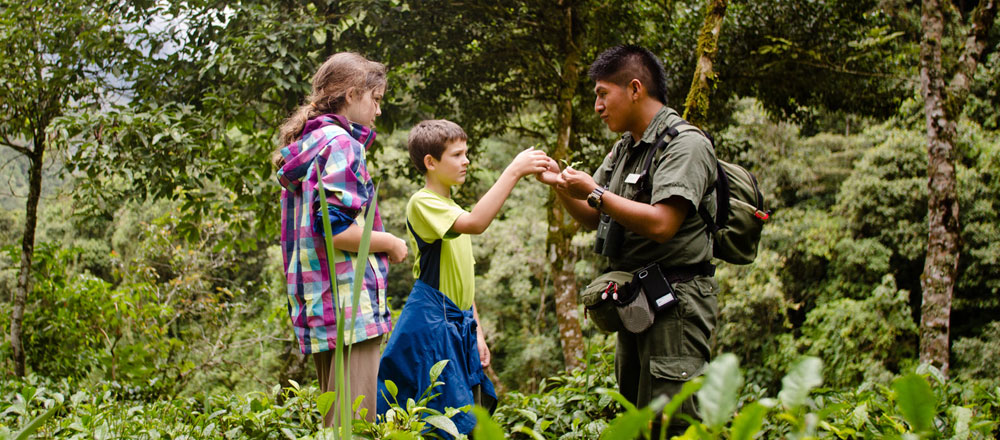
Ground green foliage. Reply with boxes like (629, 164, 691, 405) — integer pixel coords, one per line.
(717, 0, 917, 126)
(717, 98, 870, 210)
(4, 349, 1000, 439)
(714, 249, 795, 387)
(837, 126, 928, 262)
(0, 0, 146, 144)
(966, 50, 1000, 130)
(5, 243, 175, 388)
(369, 360, 472, 439)
(0, 375, 328, 439)
(894, 373, 936, 434)
(490, 343, 621, 438)
(797, 275, 918, 388)
(953, 321, 1000, 388)
(955, 124, 1000, 322)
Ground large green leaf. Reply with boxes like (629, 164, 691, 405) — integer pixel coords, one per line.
(429, 359, 450, 383)
(600, 407, 655, 440)
(472, 406, 505, 440)
(317, 391, 336, 420)
(730, 402, 768, 440)
(778, 357, 824, 409)
(697, 353, 744, 429)
(893, 373, 936, 434)
(424, 415, 460, 438)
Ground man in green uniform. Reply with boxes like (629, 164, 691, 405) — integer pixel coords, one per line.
(539, 44, 719, 436)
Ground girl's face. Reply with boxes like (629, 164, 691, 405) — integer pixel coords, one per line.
(343, 86, 384, 127)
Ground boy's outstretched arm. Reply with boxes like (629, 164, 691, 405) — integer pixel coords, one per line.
(330, 224, 408, 263)
(451, 147, 549, 235)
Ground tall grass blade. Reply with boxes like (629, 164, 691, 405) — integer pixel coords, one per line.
(314, 162, 346, 439)
(14, 403, 61, 440)
(660, 377, 702, 427)
(314, 163, 378, 438)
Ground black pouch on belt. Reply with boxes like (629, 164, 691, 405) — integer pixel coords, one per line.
(636, 262, 678, 313)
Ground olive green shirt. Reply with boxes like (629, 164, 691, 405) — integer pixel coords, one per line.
(593, 106, 717, 271)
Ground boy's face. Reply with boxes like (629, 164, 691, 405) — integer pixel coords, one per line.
(593, 79, 634, 133)
(427, 139, 470, 186)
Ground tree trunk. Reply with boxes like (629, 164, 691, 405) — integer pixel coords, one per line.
(548, 0, 585, 371)
(682, 0, 728, 127)
(11, 147, 44, 377)
(917, 0, 996, 376)
(918, 0, 957, 374)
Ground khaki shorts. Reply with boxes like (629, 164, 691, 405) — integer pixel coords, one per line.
(614, 275, 718, 433)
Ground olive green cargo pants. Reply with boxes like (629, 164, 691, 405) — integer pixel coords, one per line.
(615, 275, 719, 436)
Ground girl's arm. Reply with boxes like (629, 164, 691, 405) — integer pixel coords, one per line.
(331, 224, 408, 263)
(473, 302, 491, 368)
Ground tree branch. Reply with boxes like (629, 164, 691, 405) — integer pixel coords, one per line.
(948, 0, 997, 106)
(0, 135, 32, 157)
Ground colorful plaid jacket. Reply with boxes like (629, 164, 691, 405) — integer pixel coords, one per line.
(277, 114, 391, 354)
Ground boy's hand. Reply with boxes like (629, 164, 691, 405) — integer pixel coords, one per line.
(506, 146, 550, 179)
(386, 236, 408, 264)
(558, 167, 598, 200)
(535, 156, 564, 186)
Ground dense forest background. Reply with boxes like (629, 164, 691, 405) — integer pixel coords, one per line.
(2, 0, 999, 438)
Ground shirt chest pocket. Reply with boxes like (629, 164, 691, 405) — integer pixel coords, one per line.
(611, 161, 653, 204)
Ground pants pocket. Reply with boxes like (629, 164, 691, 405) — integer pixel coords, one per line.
(649, 355, 705, 431)
(649, 355, 705, 383)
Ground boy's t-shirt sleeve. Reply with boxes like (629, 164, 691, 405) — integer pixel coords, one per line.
(409, 191, 468, 242)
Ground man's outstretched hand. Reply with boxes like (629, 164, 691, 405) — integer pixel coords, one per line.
(535, 156, 564, 186)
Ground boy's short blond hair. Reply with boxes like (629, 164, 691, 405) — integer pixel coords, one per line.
(408, 119, 468, 174)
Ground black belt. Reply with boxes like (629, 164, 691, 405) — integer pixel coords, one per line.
(658, 261, 715, 284)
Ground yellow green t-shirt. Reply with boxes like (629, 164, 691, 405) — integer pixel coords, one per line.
(405, 188, 475, 310)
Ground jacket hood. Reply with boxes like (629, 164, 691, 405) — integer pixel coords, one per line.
(277, 114, 377, 192)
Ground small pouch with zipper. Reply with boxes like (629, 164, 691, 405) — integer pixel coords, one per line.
(580, 271, 632, 333)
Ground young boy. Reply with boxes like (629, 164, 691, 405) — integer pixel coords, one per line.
(376, 119, 549, 434)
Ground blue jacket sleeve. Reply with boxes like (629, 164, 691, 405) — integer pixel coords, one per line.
(312, 205, 357, 236)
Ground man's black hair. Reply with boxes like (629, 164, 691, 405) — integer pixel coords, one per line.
(588, 45, 668, 106)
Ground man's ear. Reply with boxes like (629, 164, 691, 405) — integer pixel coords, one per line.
(423, 154, 437, 171)
(629, 79, 643, 100)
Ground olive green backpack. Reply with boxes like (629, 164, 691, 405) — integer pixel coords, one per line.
(638, 122, 770, 265)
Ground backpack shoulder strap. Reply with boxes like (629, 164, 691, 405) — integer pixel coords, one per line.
(698, 161, 726, 233)
(636, 121, 723, 233)
(636, 122, 711, 198)
(635, 122, 685, 195)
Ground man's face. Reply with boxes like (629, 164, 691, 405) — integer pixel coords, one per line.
(593, 80, 631, 133)
(429, 139, 470, 186)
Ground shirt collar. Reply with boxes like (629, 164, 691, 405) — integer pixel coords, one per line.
(623, 106, 682, 149)
(302, 114, 378, 149)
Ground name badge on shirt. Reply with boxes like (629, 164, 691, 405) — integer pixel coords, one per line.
(624, 173, 641, 184)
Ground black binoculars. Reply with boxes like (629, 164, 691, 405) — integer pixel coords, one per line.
(594, 213, 625, 257)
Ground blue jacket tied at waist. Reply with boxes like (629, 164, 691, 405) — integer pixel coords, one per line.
(377, 280, 497, 435)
